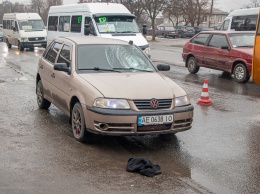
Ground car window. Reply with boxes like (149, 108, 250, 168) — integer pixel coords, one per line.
(191, 33, 210, 45)
(220, 19, 230, 30)
(59, 16, 70, 32)
(48, 16, 58, 31)
(77, 44, 156, 72)
(186, 27, 194, 30)
(231, 15, 257, 31)
(57, 44, 71, 66)
(45, 42, 62, 64)
(43, 41, 54, 57)
(71, 15, 82, 33)
(208, 34, 228, 48)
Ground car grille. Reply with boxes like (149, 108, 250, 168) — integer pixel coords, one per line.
(173, 119, 192, 129)
(137, 124, 172, 132)
(133, 99, 172, 110)
(28, 37, 45, 41)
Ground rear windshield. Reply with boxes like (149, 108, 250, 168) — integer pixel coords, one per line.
(186, 27, 194, 30)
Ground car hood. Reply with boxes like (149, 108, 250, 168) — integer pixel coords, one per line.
(232, 47, 253, 56)
(100, 33, 148, 47)
(78, 72, 186, 99)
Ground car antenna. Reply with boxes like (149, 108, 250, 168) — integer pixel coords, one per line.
(129, 40, 133, 45)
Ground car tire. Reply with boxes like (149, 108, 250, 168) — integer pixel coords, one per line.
(36, 80, 51, 109)
(163, 34, 167, 38)
(233, 63, 250, 83)
(19, 42, 24, 51)
(6, 40, 12, 48)
(72, 102, 91, 143)
(187, 56, 200, 74)
(178, 33, 182, 38)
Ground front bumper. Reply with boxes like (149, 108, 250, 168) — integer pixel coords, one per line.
(84, 104, 194, 135)
(20, 41, 47, 48)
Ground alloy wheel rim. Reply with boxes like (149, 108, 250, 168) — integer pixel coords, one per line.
(37, 84, 43, 105)
(188, 59, 195, 70)
(73, 108, 82, 138)
(235, 66, 244, 80)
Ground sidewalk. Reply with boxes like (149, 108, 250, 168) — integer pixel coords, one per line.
(146, 35, 188, 47)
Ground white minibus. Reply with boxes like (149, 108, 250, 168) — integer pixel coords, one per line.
(3, 13, 47, 51)
(47, 3, 150, 56)
(219, 7, 259, 31)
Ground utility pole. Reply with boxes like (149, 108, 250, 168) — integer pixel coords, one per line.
(208, 0, 214, 28)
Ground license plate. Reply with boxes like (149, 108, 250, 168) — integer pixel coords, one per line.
(137, 115, 173, 126)
(33, 44, 41, 46)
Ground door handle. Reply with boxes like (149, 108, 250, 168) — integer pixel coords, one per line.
(51, 73, 55, 78)
(204, 49, 208, 51)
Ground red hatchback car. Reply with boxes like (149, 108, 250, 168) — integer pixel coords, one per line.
(182, 31, 255, 83)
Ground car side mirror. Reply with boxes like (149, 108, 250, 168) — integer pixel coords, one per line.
(221, 45, 230, 50)
(54, 63, 71, 74)
(142, 24, 147, 35)
(157, 64, 170, 71)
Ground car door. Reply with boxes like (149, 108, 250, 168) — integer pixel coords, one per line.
(40, 41, 63, 102)
(189, 33, 210, 65)
(51, 43, 72, 115)
(204, 34, 231, 71)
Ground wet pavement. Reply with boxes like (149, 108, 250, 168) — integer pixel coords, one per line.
(0, 40, 260, 194)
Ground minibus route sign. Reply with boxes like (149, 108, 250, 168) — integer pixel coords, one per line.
(78, 16, 82, 24)
(98, 17, 107, 23)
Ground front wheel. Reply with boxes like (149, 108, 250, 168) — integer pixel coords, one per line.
(233, 63, 250, 83)
(72, 102, 90, 143)
(36, 80, 51, 109)
(187, 56, 200, 74)
(18, 42, 24, 51)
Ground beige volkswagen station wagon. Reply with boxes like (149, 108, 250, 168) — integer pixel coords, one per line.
(36, 36, 193, 142)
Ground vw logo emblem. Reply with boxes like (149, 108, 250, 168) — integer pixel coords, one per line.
(150, 99, 159, 108)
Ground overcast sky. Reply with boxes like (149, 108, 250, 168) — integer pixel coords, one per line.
(8, 0, 255, 13)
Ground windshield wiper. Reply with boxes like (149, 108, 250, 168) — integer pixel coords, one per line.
(79, 67, 121, 72)
(113, 68, 153, 72)
(236, 45, 253, 47)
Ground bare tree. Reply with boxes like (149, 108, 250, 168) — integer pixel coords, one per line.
(143, 0, 166, 40)
(243, 0, 260, 8)
(123, 0, 147, 27)
(31, 0, 45, 16)
(163, 0, 183, 26)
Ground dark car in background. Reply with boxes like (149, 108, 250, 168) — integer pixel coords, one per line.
(182, 31, 255, 83)
(0, 28, 3, 41)
(194, 26, 212, 34)
(175, 26, 195, 38)
(155, 26, 178, 38)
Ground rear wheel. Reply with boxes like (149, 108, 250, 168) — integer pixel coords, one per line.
(36, 80, 51, 109)
(233, 63, 250, 83)
(187, 56, 200, 74)
(72, 102, 91, 143)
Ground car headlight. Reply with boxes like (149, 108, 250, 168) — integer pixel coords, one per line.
(144, 47, 150, 55)
(21, 38, 28, 42)
(175, 95, 191, 107)
(93, 98, 130, 109)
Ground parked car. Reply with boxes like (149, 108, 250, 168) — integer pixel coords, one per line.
(0, 28, 3, 41)
(182, 31, 255, 83)
(36, 36, 194, 142)
(175, 26, 195, 38)
(194, 26, 211, 34)
(155, 26, 178, 38)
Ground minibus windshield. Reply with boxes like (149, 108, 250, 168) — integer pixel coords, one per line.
(94, 15, 140, 34)
(18, 20, 45, 31)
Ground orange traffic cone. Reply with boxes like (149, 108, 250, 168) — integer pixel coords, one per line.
(197, 79, 212, 105)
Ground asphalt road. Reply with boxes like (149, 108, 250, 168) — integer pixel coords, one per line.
(0, 40, 260, 194)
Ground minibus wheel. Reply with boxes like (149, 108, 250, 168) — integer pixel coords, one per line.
(18, 42, 24, 51)
(6, 39, 12, 48)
